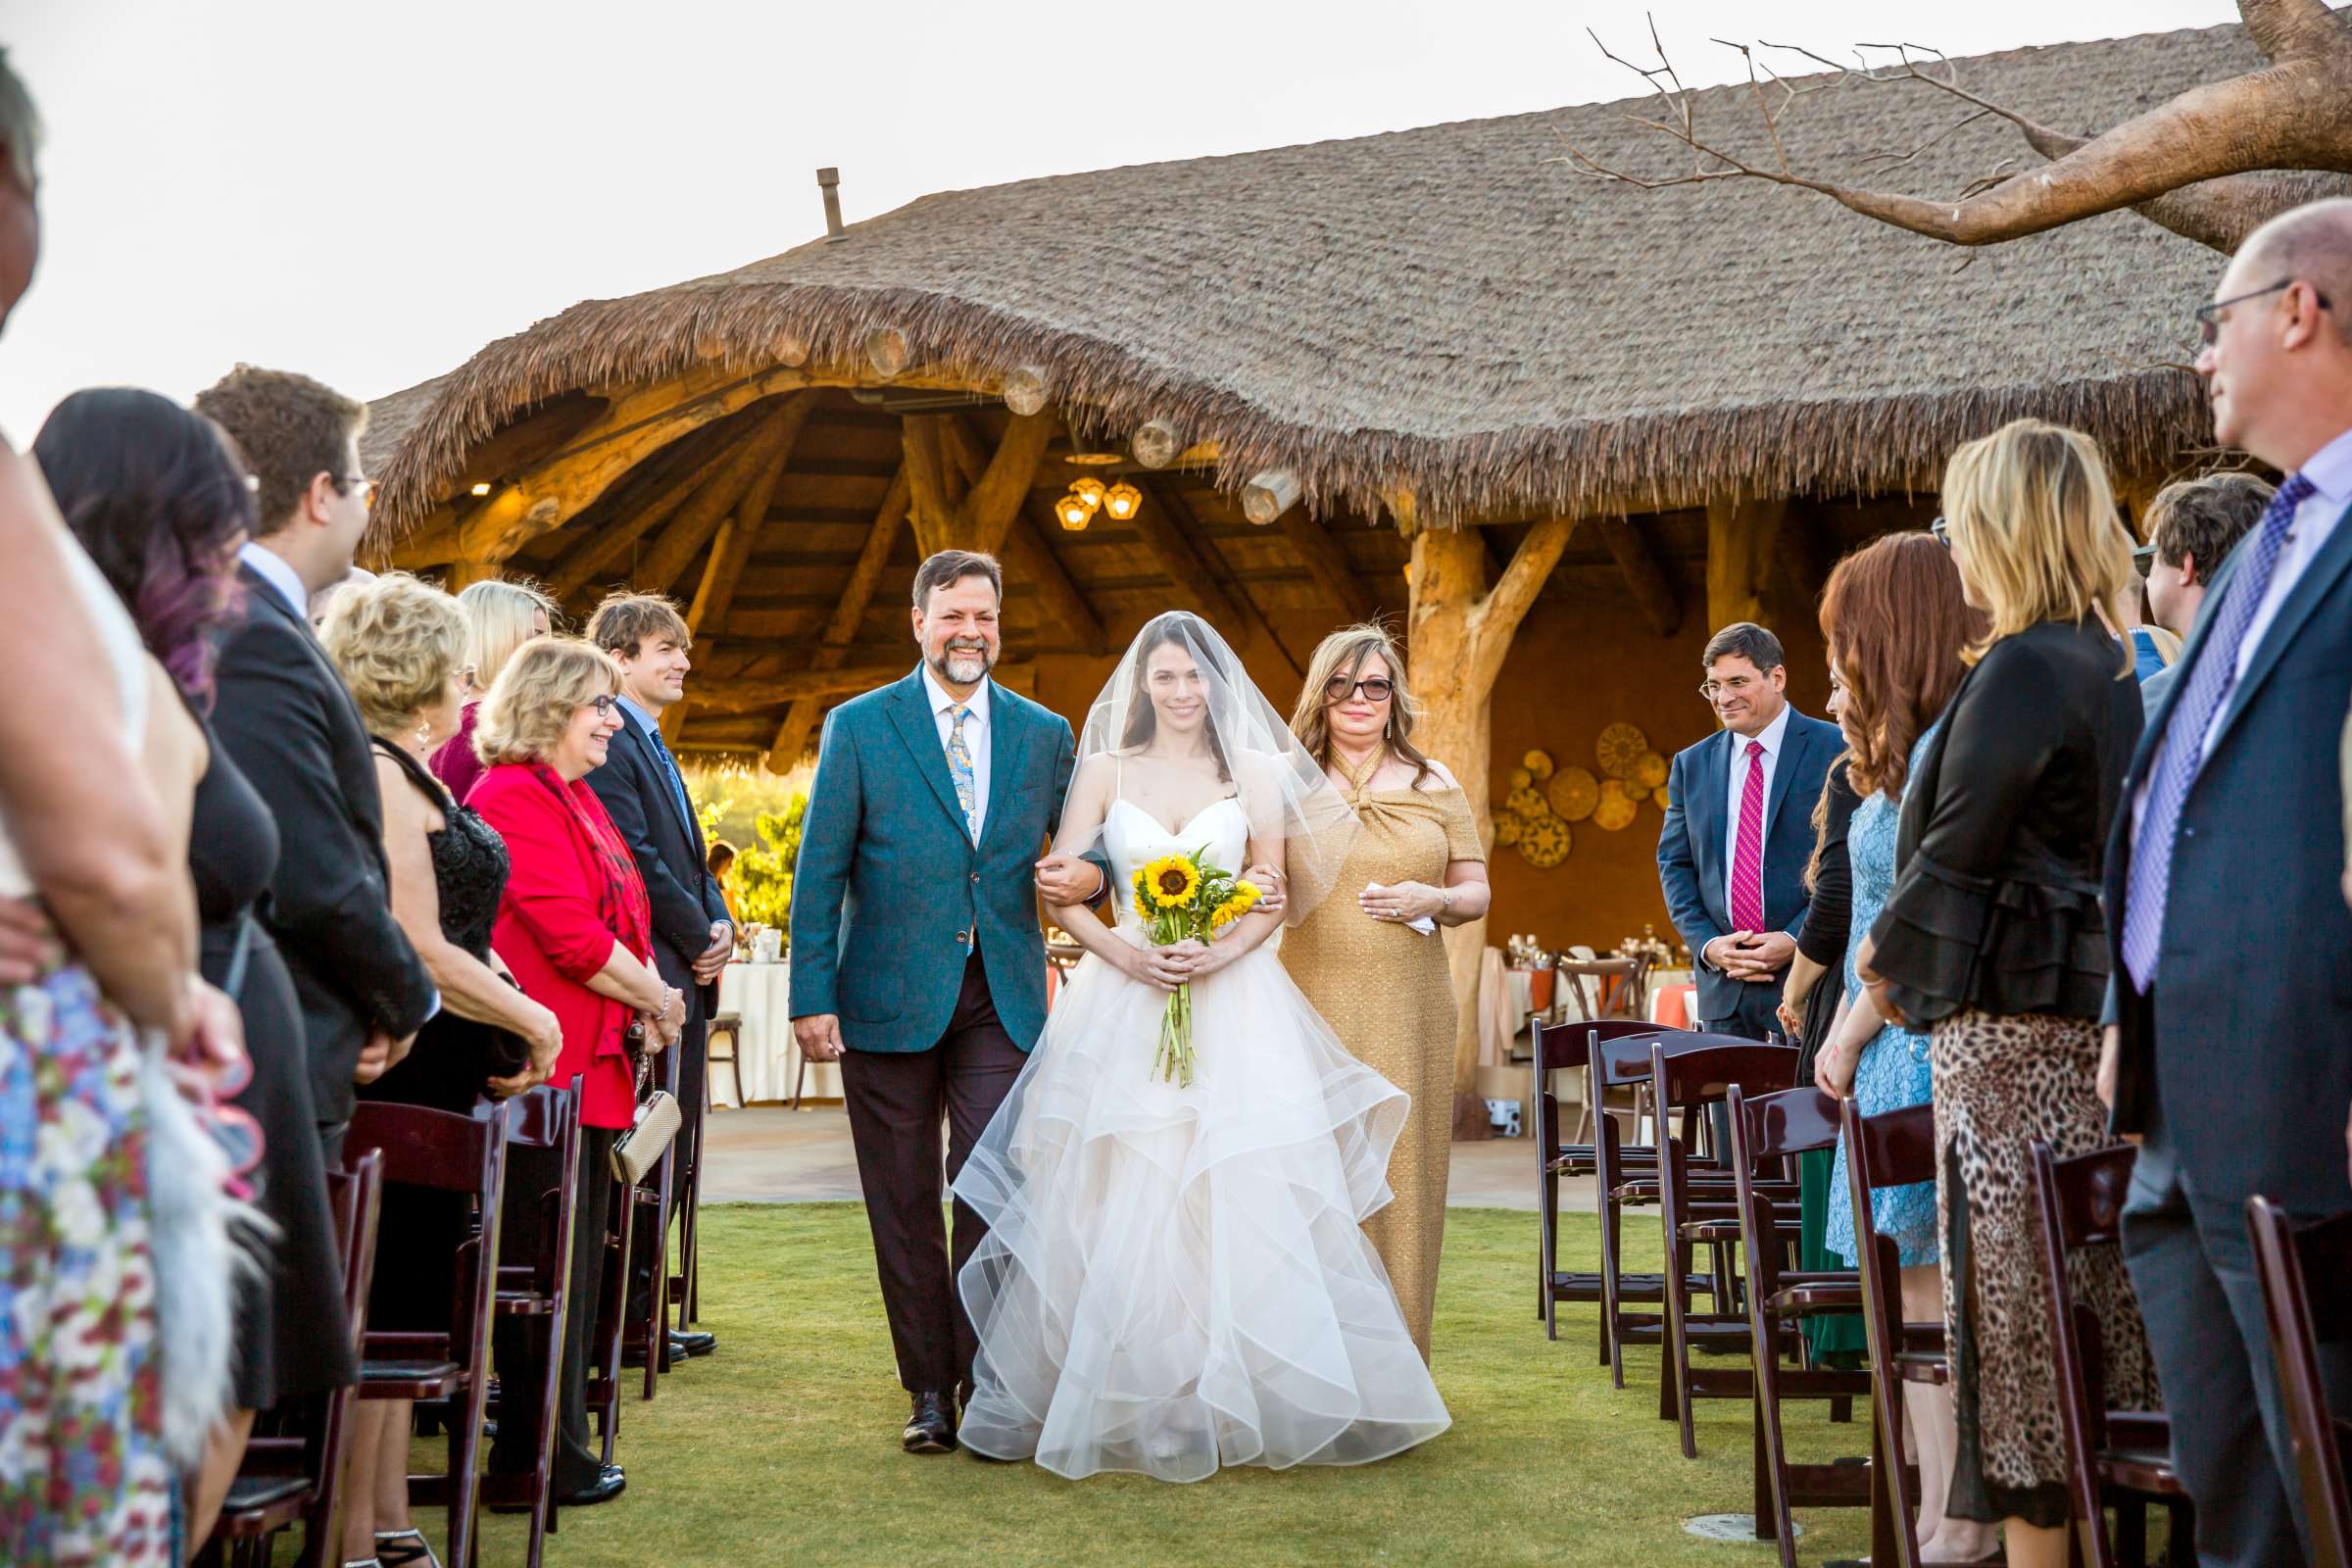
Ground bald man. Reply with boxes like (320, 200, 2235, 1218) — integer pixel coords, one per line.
(2101, 198, 2352, 1568)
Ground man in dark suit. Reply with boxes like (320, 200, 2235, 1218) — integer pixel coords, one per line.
(1656, 621, 1840, 1040)
(2102, 198, 2352, 1568)
(194, 366, 438, 1154)
(585, 591, 729, 1363)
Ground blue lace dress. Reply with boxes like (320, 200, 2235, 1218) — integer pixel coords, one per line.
(1825, 724, 1941, 1268)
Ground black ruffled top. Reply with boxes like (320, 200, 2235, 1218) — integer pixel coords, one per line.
(373, 738, 508, 956)
(1867, 618, 2143, 1024)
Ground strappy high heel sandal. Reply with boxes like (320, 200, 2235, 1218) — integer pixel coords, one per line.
(375, 1529, 443, 1568)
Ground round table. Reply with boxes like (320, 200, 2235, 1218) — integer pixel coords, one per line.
(715, 961, 842, 1104)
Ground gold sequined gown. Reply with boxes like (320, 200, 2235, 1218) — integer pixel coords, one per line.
(1281, 784, 1484, 1359)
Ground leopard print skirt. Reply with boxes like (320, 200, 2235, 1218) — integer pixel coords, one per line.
(1931, 1008, 2159, 1528)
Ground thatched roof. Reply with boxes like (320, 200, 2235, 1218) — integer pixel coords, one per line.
(373, 18, 2245, 531)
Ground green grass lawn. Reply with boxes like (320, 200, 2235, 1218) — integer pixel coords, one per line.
(446, 1202, 1879, 1567)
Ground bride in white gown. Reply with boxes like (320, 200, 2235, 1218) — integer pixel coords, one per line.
(951, 612, 1450, 1482)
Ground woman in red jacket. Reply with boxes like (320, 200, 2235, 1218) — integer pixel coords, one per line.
(467, 635, 683, 1507)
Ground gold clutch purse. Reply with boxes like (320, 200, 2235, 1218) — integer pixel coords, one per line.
(610, 1034, 682, 1186)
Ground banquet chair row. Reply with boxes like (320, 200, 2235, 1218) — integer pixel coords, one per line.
(2247, 1198, 2352, 1568)
(196, 1152, 383, 1568)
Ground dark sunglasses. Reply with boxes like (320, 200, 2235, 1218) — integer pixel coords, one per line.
(1324, 674, 1395, 703)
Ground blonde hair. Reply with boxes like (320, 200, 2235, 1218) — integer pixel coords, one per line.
(474, 635, 622, 767)
(1940, 418, 2136, 665)
(318, 571, 467, 737)
(458, 577, 559, 693)
(1288, 622, 1437, 787)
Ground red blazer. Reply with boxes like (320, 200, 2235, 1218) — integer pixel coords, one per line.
(469, 761, 650, 1130)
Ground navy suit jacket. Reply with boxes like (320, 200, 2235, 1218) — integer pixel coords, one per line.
(586, 712, 730, 1004)
(788, 668, 1078, 1055)
(1657, 710, 1842, 1025)
(2105, 494, 2352, 1213)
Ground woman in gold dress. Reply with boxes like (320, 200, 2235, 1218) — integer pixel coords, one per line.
(1281, 624, 1491, 1360)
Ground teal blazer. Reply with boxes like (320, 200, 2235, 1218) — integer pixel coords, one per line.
(787, 667, 1079, 1054)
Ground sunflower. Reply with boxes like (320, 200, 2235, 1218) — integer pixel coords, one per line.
(1130, 866, 1152, 906)
(1142, 855, 1201, 908)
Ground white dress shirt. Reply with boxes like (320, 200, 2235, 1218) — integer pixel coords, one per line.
(1721, 703, 1792, 919)
(923, 664, 992, 842)
(238, 541, 310, 621)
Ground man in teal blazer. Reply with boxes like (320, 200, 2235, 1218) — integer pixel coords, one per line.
(789, 550, 1102, 1455)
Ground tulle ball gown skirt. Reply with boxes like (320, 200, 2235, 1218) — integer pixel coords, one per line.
(950, 932, 1451, 1482)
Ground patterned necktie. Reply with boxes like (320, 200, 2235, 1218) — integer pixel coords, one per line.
(946, 705, 979, 841)
(2121, 472, 2314, 991)
(644, 718, 695, 835)
(1730, 739, 1767, 933)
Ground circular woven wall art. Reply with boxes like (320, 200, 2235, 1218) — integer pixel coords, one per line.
(1494, 811, 1525, 847)
(1507, 766, 1534, 791)
(1633, 751, 1669, 790)
(1519, 813, 1571, 868)
(1545, 765, 1599, 822)
(1595, 722, 1650, 781)
(1522, 749, 1555, 781)
(1652, 785, 1672, 809)
(1504, 785, 1550, 820)
(1592, 778, 1640, 831)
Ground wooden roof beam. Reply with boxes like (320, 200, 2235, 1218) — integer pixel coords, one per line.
(632, 397, 815, 598)
(543, 434, 739, 602)
(941, 416, 1106, 657)
(456, 362, 810, 562)
(764, 465, 911, 769)
(1276, 506, 1378, 622)
(1146, 479, 1302, 676)
(1592, 514, 1683, 637)
(694, 660, 1035, 713)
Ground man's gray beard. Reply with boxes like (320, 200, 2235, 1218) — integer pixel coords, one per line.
(930, 645, 994, 684)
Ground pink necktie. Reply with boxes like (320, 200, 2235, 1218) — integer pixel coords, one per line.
(1730, 739, 1767, 933)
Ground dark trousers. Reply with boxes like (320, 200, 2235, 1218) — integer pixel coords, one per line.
(840, 952, 1026, 1395)
(491, 1122, 617, 1494)
(2123, 1092, 2352, 1567)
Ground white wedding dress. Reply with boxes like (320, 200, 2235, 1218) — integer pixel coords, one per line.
(951, 794, 1452, 1482)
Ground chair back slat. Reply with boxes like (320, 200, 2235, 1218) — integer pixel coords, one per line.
(1740, 1085, 1844, 1163)
(2038, 1142, 2135, 1250)
(1534, 1016, 1660, 1076)
(349, 1102, 501, 1195)
(1651, 1041, 1799, 1112)
(1848, 1100, 1936, 1192)
(1592, 1028, 1756, 1092)
(1841, 1097, 1935, 1568)
(2248, 1198, 2352, 1568)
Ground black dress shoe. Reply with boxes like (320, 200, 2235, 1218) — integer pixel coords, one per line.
(486, 1464, 625, 1512)
(903, 1392, 957, 1454)
(669, 1329, 716, 1357)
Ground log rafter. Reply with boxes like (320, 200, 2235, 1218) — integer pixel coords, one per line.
(1592, 514, 1684, 637)
(635, 396, 816, 598)
(763, 466, 912, 768)
(1278, 507, 1380, 623)
(1145, 479, 1303, 676)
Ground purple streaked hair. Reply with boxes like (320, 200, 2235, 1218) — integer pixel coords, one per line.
(32, 386, 255, 709)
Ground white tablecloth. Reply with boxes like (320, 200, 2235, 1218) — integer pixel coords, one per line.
(714, 962, 842, 1104)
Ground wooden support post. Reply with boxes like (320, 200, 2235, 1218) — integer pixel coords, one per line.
(634, 397, 813, 597)
(1704, 495, 1789, 633)
(663, 413, 808, 737)
(939, 413, 1056, 556)
(764, 466, 910, 770)
(1405, 515, 1579, 1104)
(454, 363, 810, 562)
(443, 561, 501, 591)
(902, 416, 956, 555)
(1147, 479, 1302, 676)
(1771, 501, 1833, 613)
(1278, 507, 1379, 623)
(545, 440, 739, 603)
(1592, 514, 1684, 636)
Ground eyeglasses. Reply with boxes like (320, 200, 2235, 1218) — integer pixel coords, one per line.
(2132, 541, 2158, 572)
(1697, 675, 1766, 701)
(1931, 514, 1952, 548)
(2195, 279, 2332, 346)
(589, 694, 619, 717)
(1324, 674, 1395, 704)
(329, 473, 378, 510)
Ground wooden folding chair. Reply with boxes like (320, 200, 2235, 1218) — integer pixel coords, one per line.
(1533, 1017, 1670, 1349)
(480, 1087, 581, 1568)
(2024, 1141, 2184, 1568)
(704, 1010, 745, 1111)
(1726, 1085, 1871, 1561)
(197, 1151, 383, 1568)
(1649, 1039, 1800, 1457)
(1840, 1099, 1947, 1568)
(347, 1102, 508, 1568)
(1592, 1028, 1749, 1389)
(2247, 1197, 2352, 1568)
(1554, 956, 1641, 1025)
(672, 1085, 710, 1330)
(620, 1043, 678, 1395)
(586, 1152, 636, 1464)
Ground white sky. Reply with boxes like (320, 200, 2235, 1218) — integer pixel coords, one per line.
(2, 0, 2241, 443)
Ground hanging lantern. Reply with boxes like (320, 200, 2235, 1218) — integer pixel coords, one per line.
(1071, 477, 1107, 507)
(1103, 481, 1143, 521)
(1055, 489, 1098, 530)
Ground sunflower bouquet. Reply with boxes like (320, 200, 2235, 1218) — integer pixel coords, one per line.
(1130, 850, 1261, 1087)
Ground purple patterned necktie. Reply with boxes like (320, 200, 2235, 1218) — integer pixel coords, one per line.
(2120, 471, 2314, 991)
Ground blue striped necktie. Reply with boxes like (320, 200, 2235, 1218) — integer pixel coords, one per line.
(2120, 471, 2312, 991)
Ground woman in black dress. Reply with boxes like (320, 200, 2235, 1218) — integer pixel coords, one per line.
(319, 572, 562, 1568)
(35, 386, 353, 1540)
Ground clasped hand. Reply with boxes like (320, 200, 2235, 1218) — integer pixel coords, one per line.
(1706, 929, 1794, 981)
(1134, 937, 1212, 992)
